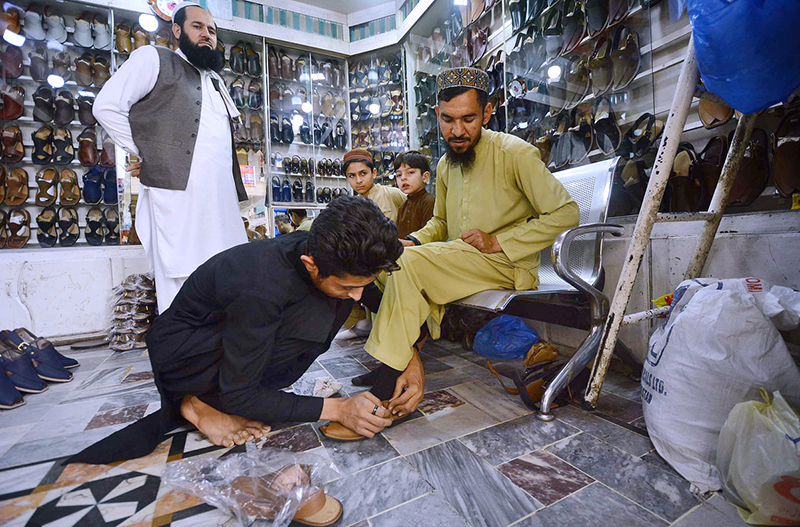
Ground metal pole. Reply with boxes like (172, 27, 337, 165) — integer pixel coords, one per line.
(683, 113, 757, 279)
(585, 37, 699, 407)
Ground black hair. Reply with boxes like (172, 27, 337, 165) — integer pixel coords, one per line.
(393, 150, 431, 174)
(438, 86, 488, 108)
(287, 208, 307, 218)
(173, 8, 188, 30)
(343, 157, 375, 175)
(307, 196, 403, 278)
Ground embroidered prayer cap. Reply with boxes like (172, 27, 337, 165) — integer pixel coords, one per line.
(437, 67, 490, 96)
(172, 1, 204, 18)
(343, 148, 373, 165)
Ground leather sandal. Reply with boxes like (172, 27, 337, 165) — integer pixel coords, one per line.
(29, 43, 49, 82)
(82, 166, 103, 204)
(584, 0, 607, 37)
(133, 24, 149, 49)
(59, 168, 80, 206)
(36, 206, 58, 247)
(292, 179, 304, 201)
(268, 48, 279, 78)
(270, 112, 281, 143)
(320, 401, 415, 441)
(562, 0, 586, 55)
(155, 25, 170, 47)
(281, 178, 291, 202)
(593, 96, 622, 154)
(93, 14, 112, 51)
(44, 7, 67, 43)
(245, 42, 261, 77)
(728, 127, 769, 207)
(589, 36, 614, 97)
(230, 77, 246, 109)
(3, 125, 25, 163)
(4, 168, 28, 205)
(74, 52, 94, 87)
(102, 169, 118, 204)
(35, 166, 59, 206)
(23, 4, 45, 41)
(564, 58, 591, 110)
(305, 180, 315, 202)
(1, 85, 25, 120)
(247, 78, 263, 110)
(103, 207, 119, 244)
(78, 93, 97, 126)
(57, 206, 79, 246)
(250, 113, 264, 144)
(772, 110, 800, 198)
(52, 50, 71, 80)
(667, 142, 702, 212)
(550, 111, 572, 168)
(54, 89, 76, 126)
(280, 50, 294, 79)
(0, 166, 4, 206)
(52, 126, 74, 165)
(92, 55, 111, 88)
(6, 208, 31, 248)
(617, 112, 662, 158)
(610, 26, 641, 91)
(12, 328, 79, 369)
(115, 22, 133, 54)
(100, 129, 115, 168)
(78, 127, 100, 167)
(567, 102, 594, 164)
(698, 97, 734, 130)
(281, 116, 294, 144)
(33, 84, 55, 122)
(0, 44, 23, 79)
(85, 207, 104, 246)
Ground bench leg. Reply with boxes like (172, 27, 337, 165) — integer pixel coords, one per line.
(536, 327, 603, 421)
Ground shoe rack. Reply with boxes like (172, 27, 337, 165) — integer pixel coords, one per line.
(1, 2, 120, 250)
(347, 46, 408, 187)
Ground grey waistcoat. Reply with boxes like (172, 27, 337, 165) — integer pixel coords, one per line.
(129, 47, 247, 201)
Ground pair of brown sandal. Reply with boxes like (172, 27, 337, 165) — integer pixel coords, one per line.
(74, 52, 110, 88)
(2, 166, 28, 206)
(1, 209, 31, 249)
(33, 167, 80, 207)
(0, 86, 24, 120)
(115, 23, 150, 53)
(2, 125, 24, 163)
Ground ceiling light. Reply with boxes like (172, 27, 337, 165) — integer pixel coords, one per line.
(3, 29, 25, 47)
(138, 14, 159, 32)
(47, 74, 65, 88)
(547, 65, 562, 80)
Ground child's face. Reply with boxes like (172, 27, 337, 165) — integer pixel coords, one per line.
(345, 162, 376, 196)
(395, 163, 430, 194)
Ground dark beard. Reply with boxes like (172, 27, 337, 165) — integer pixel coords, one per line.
(179, 32, 224, 72)
(444, 142, 477, 170)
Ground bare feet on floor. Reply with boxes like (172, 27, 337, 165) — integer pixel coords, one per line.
(180, 395, 271, 448)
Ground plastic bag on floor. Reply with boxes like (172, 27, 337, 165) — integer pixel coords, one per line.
(717, 389, 800, 526)
(162, 449, 340, 527)
(474, 315, 540, 360)
(642, 277, 800, 494)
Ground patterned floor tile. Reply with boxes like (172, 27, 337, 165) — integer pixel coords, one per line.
(314, 424, 399, 475)
(84, 404, 149, 431)
(252, 424, 320, 453)
(554, 404, 653, 456)
(547, 433, 698, 522)
(370, 491, 470, 527)
(671, 493, 751, 527)
(0, 461, 55, 497)
(325, 457, 432, 526)
(121, 372, 155, 385)
(418, 354, 453, 374)
(319, 356, 369, 379)
(407, 439, 541, 527)
(595, 392, 644, 423)
(516, 482, 668, 527)
(460, 413, 579, 466)
(449, 380, 532, 421)
(417, 389, 465, 416)
(497, 451, 594, 506)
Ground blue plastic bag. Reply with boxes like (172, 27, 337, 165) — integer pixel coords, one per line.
(473, 315, 540, 360)
(688, 0, 800, 113)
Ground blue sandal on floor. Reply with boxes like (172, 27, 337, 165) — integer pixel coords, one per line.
(0, 343, 48, 394)
(12, 327, 80, 369)
(0, 331, 73, 382)
(0, 368, 24, 410)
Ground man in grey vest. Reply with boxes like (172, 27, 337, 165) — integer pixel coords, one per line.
(94, 2, 247, 313)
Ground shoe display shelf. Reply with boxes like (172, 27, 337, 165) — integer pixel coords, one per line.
(348, 46, 408, 187)
(265, 44, 353, 220)
(0, 1, 121, 251)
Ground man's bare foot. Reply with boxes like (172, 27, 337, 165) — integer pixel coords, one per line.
(180, 396, 271, 447)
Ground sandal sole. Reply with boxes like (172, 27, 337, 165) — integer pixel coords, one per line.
(37, 372, 73, 383)
(0, 400, 25, 409)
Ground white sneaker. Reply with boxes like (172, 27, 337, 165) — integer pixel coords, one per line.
(73, 12, 93, 48)
(23, 5, 46, 41)
(44, 8, 67, 43)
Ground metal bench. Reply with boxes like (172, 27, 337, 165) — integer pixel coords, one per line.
(453, 157, 638, 421)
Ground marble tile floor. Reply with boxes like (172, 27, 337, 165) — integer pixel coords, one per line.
(0, 338, 751, 527)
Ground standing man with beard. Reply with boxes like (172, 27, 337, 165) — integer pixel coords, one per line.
(94, 2, 247, 313)
(337, 68, 580, 431)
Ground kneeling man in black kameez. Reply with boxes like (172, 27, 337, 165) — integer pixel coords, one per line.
(71, 196, 412, 464)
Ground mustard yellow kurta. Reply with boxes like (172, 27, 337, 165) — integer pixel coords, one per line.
(365, 129, 580, 371)
(296, 217, 313, 231)
(364, 183, 407, 222)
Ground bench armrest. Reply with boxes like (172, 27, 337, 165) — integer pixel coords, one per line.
(552, 223, 625, 326)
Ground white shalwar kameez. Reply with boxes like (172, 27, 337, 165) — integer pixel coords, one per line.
(94, 46, 247, 313)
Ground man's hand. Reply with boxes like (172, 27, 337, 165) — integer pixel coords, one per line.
(461, 229, 502, 253)
(322, 392, 392, 438)
(388, 351, 425, 417)
(126, 162, 142, 178)
(400, 238, 415, 247)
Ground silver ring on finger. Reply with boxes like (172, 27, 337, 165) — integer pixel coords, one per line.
(372, 404, 379, 415)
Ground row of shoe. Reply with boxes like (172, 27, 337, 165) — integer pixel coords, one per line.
(109, 274, 156, 351)
(270, 155, 345, 177)
(350, 90, 405, 121)
(1, 85, 97, 125)
(270, 177, 351, 203)
(268, 111, 348, 150)
(267, 49, 345, 88)
(351, 122, 406, 150)
(0, 328, 80, 409)
(2, 123, 113, 167)
(234, 111, 265, 145)
(0, 165, 117, 207)
(0, 205, 119, 248)
(223, 41, 262, 77)
(13, 5, 108, 49)
(115, 22, 179, 54)
(510, 0, 637, 39)
(373, 151, 399, 176)
(229, 76, 263, 111)
(348, 57, 403, 92)
(414, 4, 466, 66)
